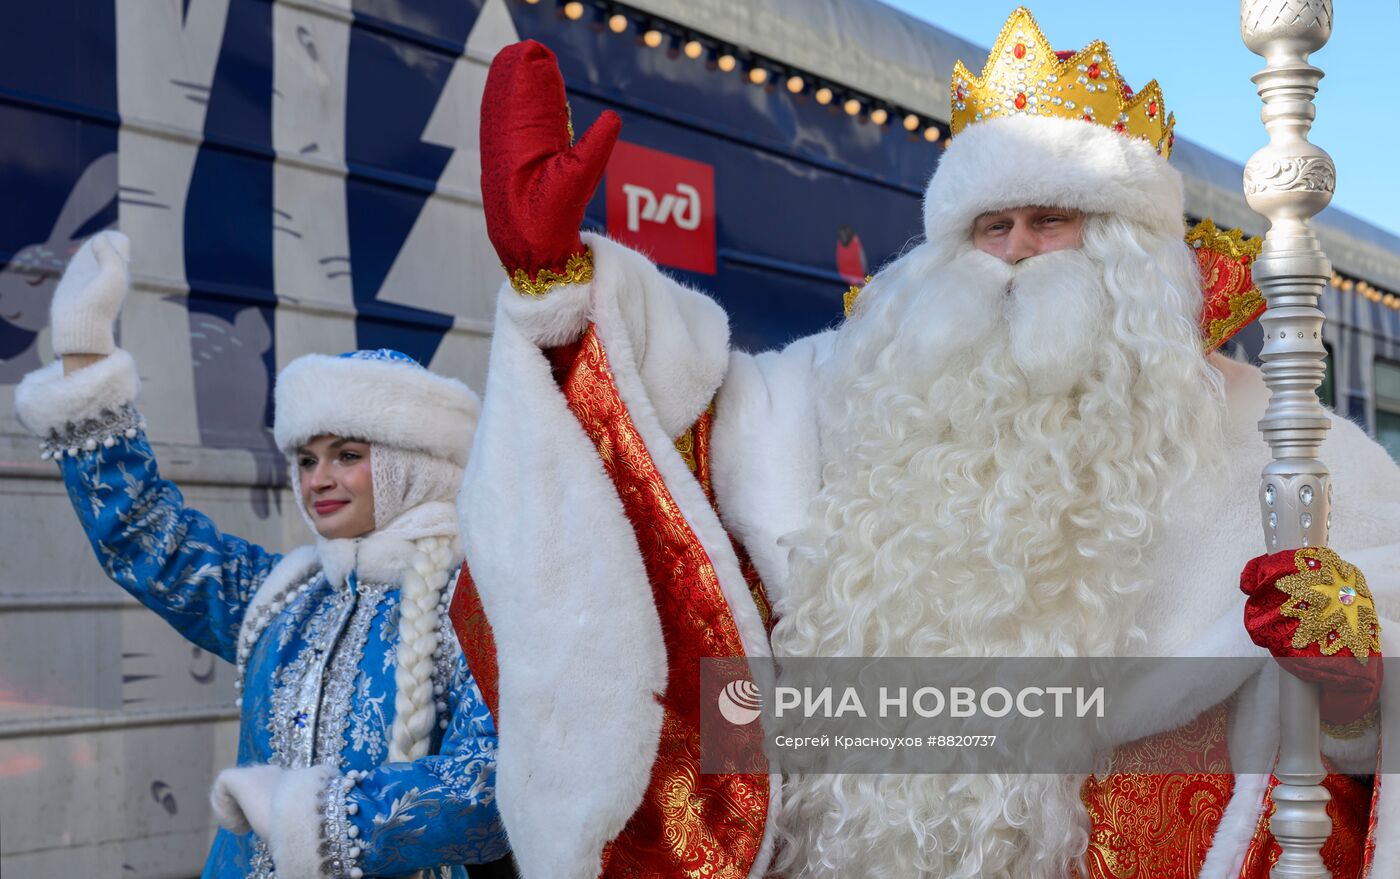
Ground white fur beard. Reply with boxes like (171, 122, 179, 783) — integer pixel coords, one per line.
(784, 247, 1160, 660)
(771, 235, 1224, 878)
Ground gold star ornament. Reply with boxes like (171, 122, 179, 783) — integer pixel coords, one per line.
(1275, 547, 1381, 664)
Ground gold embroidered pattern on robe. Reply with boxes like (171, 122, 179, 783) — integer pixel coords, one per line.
(562, 325, 768, 879)
(674, 405, 774, 636)
(1080, 701, 1234, 878)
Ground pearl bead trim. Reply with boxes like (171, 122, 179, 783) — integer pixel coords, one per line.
(39, 404, 144, 461)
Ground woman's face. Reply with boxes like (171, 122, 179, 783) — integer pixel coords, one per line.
(296, 435, 375, 539)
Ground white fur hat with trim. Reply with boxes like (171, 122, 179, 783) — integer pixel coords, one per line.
(922, 114, 1184, 253)
(273, 349, 480, 467)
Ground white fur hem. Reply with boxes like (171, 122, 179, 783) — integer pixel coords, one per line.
(14, 348, 140, 438)
(267, 764, 336, 879)
(923, 116, 1184, 253)
(273, 353, 480, 466)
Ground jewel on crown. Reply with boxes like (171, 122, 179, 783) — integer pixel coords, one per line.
(949, 7, 1176, 157)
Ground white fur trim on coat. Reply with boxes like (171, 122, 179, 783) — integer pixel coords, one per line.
(236, 546, 321, 683)
(1195, 771, 1270, 879)
(498, 274, 593, 349)
(273, 353, 480, 467)
(497, 234, 730, 440)
(1359, 625, 1399, 871)
(267, 764, 337, 879)
(14, 348, 140, 438)
(1126, 354, 1400, 662)
(210, 764, 285, 836)
(236, 502, 461, 684)
(460, 291, 667, 879)
(320, 500, 462, 588)
(580, 233, 731, 437)
(923, 116, 1185, 251)
(711, 333, 834, 611)
(208, 763, 339, 879)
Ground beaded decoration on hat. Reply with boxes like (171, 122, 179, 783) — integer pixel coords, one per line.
(340, 348, 421, 366)
(949, 7, 1176, 157)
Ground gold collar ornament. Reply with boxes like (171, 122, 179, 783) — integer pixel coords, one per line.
(1189, 218, 1265, 353)
(843, 276, 872, 318)
(949, 7, 1176, 157)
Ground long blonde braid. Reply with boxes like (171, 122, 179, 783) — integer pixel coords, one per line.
(389, 534, 455, 762)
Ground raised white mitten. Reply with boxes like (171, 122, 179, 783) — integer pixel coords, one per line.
(49, 230, 130, 356)
(209, 764, 285, 839)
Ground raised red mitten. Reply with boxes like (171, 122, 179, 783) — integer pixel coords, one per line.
(1241, 547, 1383, 724)
(479, 40, 621, 291)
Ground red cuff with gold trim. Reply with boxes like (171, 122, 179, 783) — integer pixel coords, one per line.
(1240, 547, 1383, 724)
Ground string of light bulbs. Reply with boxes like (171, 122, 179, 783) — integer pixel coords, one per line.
(1331, 270, 1400, 311)
(520, 0, 948, 144)
(524, 0, 1400, 309)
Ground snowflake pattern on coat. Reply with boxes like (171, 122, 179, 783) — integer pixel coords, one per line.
(57, 424, 509, 878)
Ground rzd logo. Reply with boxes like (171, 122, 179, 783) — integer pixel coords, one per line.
(606, 140, 715, 274)
(622, 182, 702, 233)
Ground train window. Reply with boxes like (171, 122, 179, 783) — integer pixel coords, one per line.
(1376, 358, 1400, 463)
(1319, 342, 1335, 408)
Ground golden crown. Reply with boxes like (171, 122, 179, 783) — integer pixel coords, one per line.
(949, 7, 1176, 157)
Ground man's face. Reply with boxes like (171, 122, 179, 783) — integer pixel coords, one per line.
(971, 206, 1085, 264)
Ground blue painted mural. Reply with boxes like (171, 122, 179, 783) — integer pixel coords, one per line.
(0, 0, 942, 505)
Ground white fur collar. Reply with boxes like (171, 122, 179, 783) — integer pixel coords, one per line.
(237, 501, 460, 679)
(318, 501, 461, 587)
(1210, 352, 1268, 443)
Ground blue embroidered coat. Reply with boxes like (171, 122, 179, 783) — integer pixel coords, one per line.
(51, 407, 509, 879)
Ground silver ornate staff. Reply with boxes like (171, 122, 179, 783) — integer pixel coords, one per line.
(1240, 1, 1336, 875)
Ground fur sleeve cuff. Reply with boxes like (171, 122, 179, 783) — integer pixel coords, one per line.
(498, 267, 592, 349)
(1320, 711, 1379, 773)
(267, 764, 338, 879)
(14, 349, 141, 439)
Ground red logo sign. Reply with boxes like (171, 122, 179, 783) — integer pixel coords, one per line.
(605, 141, 716, 275)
